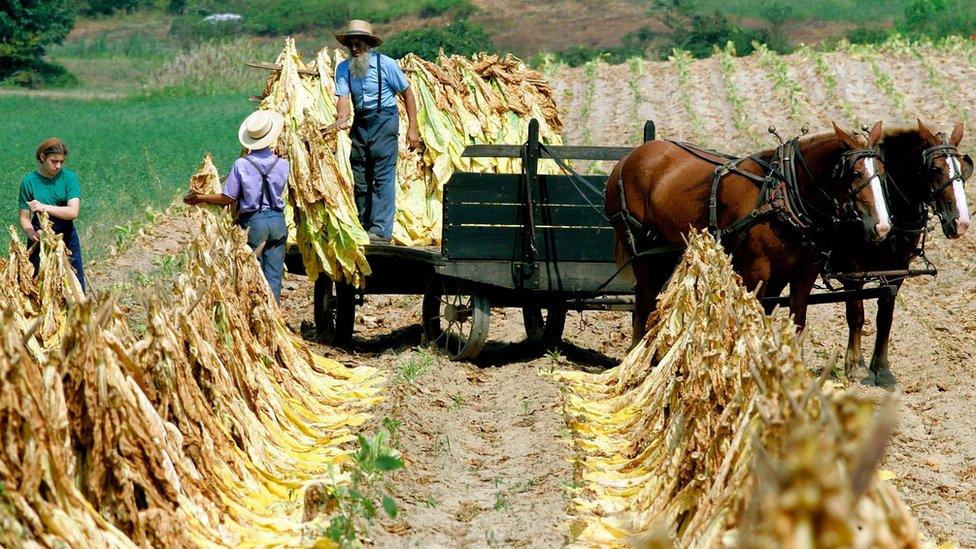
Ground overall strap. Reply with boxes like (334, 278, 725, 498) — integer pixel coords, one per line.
(241, 155, 281, 210)
(375, 51, 383, 113)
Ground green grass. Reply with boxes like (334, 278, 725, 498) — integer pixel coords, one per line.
(1, 94, 253, 259)
(692, 0, 913, 23)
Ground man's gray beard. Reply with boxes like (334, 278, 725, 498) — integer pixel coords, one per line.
(350, 49, 371, 79)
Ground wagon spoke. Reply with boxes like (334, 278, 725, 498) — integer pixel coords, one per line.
(434, 325, 449, 346)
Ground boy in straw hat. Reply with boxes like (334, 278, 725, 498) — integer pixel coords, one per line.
(333, 19, 419, 244)
(184, 109, 290, 302)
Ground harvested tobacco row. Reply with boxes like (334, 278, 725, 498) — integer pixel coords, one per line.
(553, 231, 921, 547)
(0, 210, 384, 546)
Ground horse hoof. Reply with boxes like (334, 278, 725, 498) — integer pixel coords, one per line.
(874, 368, 897, 389)
(851, 365, 874, 386)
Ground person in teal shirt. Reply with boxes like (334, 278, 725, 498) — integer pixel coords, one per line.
(18, 137, 86, 291)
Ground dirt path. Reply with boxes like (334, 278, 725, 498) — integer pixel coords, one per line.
(279, 283, 630, 547)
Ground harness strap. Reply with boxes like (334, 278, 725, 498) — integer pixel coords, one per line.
(611, 137, 880, 258)
(881, 171, 927, 234)
(611, 175, 646, 257)
(922, 143, 966, 194)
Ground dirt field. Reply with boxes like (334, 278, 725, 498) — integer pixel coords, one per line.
(89, 49, 976, 546)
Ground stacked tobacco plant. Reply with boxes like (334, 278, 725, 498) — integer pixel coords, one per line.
(555, 231, 922, 548)
(0, 210, 385, 546)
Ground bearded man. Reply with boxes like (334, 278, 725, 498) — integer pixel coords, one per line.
(334, 20, 419, 244)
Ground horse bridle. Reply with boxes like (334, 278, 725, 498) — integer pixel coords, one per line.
(835, 147, 883, 198)
(920, 142, 968, 196)
(754, 139, 884, 239)
(881, 142, 965, 234)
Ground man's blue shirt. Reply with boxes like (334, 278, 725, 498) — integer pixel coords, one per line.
(335, 52, 409, 111)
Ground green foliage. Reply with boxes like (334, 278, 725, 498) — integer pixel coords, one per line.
(846, 26, 894, 45)
(112, 206, 161, 255)
(0, 94, 253, 259)
(393, 347, 435, 385)
(175, 0, 474, 37)
(579, 59, 599, 146)
(319, 429, 404, 546)
(4, 60, 78, 88)
(897, 0, 976, 40)
(168, 13, 244, 43)
(381, 20, 494, 60)
(798, 44, 856, 126)
(52, 31, 177, 59)
(0, 0, 78, 82)
(716, 42, 755, 145)
(669, 48, 705, 139)
(691, 0, 911, 23)
(754, 42, 806, 120)
(81, 0, 151, 15)
(665, 14, 771, 58)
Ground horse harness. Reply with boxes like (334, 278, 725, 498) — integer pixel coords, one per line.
(611, 139, 882, 258)
(820, 142, 962, 288)
(920, 142, 967, 195)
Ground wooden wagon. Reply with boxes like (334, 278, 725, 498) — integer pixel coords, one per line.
(286, 119, 902, 359)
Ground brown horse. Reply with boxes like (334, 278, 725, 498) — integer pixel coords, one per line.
(606, 122, 892, 342)
(831, 120, 972, 387)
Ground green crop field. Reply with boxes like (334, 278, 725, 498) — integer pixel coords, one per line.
(0, 94, 253, 259)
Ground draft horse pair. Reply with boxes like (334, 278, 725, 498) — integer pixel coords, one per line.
(605, 120, 971, 387)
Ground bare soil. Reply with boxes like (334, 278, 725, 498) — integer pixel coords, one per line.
(277, 285, 628, 547)
(90, 49, 976, 545)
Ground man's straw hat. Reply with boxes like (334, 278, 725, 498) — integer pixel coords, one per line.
(238, 110, 284, 150)
(335, 19, 383, 48)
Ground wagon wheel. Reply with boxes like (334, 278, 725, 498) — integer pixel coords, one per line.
(522, 305, 568, 348)
(313, 277, 355, 345)
(422, 278, 490, 360)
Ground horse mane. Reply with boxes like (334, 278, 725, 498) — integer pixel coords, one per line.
(752, 131, 844, 163)
(879, 127, 925, 165)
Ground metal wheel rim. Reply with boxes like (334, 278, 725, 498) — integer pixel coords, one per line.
(424, 278, 489, 359)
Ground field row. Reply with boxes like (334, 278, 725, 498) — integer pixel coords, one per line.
(554, 38, 976, 157)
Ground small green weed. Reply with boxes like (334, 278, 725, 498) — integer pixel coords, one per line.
(317, 429, 405, 547)
(394, 347, 436, 385)
(492, 490, 510, 511)
(545, 348, 562, 364)
(433, 432, 452, 456)
(382, 417, 403, 448)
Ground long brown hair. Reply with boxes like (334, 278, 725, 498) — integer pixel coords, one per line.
(36, 137, 68, 162)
